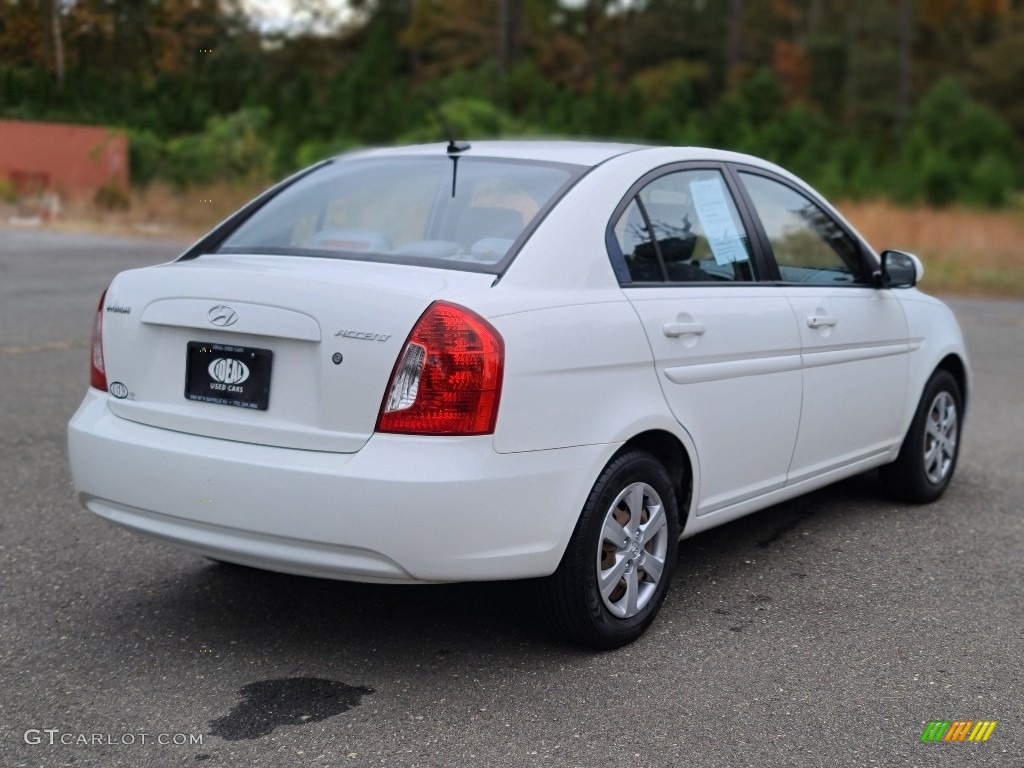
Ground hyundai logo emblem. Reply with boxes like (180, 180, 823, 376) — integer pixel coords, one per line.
(208, 305, 238, 327)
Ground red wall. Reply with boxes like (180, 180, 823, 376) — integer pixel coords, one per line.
(0, 119, 129, 198)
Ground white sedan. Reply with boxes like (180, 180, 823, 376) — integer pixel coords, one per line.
(68, 142, 969, 648)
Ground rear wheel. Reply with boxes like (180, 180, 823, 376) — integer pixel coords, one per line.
(543, 450, 680, 649)
(880, 369, 962, 503)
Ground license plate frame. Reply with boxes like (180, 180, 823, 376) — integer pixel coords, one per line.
(184, 341, 273, 411)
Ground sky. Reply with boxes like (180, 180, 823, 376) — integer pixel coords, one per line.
(239, 0, 350, 34)
(241, 0, 298, 29)
(238, 0, 597, 33)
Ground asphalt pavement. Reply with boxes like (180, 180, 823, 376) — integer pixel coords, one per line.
(0, 228, 1021, 767)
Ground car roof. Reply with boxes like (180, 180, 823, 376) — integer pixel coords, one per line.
(342, 140, 787, 173)
(346, 140, 646, 166)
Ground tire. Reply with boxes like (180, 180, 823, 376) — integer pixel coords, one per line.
(542, 450, 680, 649)
(880, 369, 962, 503)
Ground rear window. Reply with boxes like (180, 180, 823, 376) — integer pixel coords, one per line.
(216, 155, 583, 272)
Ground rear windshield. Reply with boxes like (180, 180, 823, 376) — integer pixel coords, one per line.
(216, 155, 584, 272)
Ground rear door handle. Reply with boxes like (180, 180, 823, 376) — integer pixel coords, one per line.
(663, 322, 707, 337)
(806, 315, 838, 329)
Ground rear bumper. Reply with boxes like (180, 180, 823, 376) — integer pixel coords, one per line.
(68, 389, 610, 583)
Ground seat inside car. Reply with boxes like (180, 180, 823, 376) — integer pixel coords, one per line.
(456, 207, 525, 251)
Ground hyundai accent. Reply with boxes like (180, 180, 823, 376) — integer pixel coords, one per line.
(68, 141, 969, 648)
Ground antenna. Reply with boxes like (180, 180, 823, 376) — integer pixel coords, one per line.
(432, 99, 470, 197)
(446, 139, 470, 198)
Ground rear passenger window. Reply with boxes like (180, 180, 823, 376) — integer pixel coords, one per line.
(219, 156, 578, 270)
(612, 169, 756, 284)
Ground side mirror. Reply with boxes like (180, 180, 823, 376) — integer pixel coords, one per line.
(879, 249, 923, 288)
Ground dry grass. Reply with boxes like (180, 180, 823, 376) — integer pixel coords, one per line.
(24, 180, 267, 242)
(130, 181, 266, 235)
(839, 200, 1024, 298)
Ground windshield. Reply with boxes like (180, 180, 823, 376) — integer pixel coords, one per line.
(216, 155, 583, 272)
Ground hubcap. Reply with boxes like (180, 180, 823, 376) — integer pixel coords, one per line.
(923, 391, 958, 485)
(596, 482, 669, 619)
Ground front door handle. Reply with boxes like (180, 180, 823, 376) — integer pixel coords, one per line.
(806, 315, 838, 329)
(663, 321, 707, 337)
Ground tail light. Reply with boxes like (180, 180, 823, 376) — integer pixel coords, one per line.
(90, 289, 108, 391)
(377, 301, 503, 436)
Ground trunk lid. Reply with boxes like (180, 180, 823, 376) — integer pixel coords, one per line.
(99, 254, 494, 452)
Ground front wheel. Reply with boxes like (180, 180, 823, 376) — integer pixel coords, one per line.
(880, 369, 963, 503)
(542, 450, 680, 649)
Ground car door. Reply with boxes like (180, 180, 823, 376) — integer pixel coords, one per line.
(735, 169, 910, 483)
(610, 165, 803, 515)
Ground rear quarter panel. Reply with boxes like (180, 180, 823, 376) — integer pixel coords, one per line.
(486, 299, 678, 454)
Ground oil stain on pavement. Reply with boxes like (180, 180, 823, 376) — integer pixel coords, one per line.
(209, 677, 374, 741)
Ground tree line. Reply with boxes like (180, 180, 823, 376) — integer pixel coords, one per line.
(1, 0, 1022, 206)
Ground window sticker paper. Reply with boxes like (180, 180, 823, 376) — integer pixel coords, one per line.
(689, 177, 749, 265)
